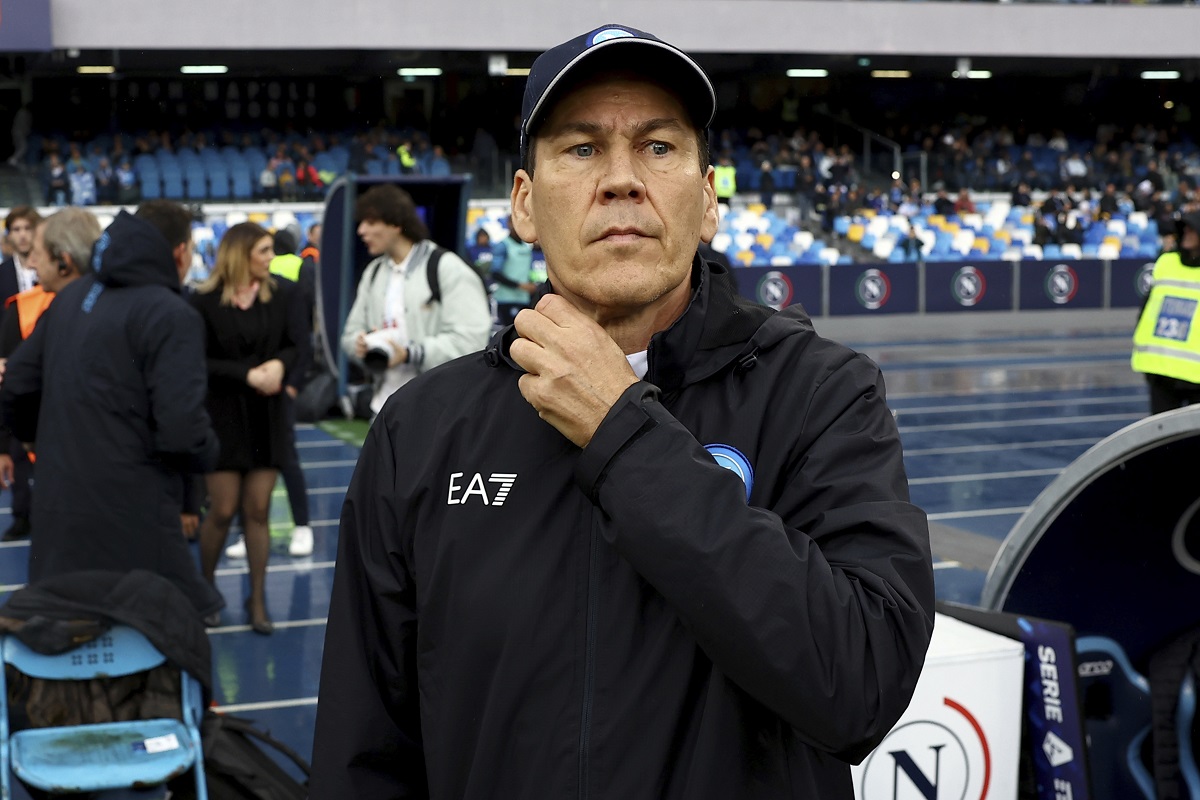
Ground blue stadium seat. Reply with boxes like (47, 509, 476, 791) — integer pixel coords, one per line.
(364, 159, 384, 176)
(207, 167, 230, 199)
(185, 166, 208, 199)
(162, 172, 185, 200)
(231, 168, 254, 200)
(140, 173, 162, 200)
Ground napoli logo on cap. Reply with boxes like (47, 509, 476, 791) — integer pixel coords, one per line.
(589, 27, 637, 46)
(704, 444, 754, 501)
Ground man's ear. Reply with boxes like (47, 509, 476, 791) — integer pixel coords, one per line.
(510, 168, 538, 244)
(172, 241, 190, 273)
(700, 166, 719, 244)
(60, 253, 77, 275)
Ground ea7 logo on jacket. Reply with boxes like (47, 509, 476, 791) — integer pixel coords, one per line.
(447, 472, 517, 506)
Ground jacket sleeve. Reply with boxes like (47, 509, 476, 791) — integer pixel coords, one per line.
(144, 303, 220, 473)
(310, 417, 428, 797)
(340, 263, 378, 364)
(0, 305, 48, 445)
(575, 353, 935, 763)
(283, 276, 313, 391)
(268, 280, 301, 380)
(412, 253, 491, 371)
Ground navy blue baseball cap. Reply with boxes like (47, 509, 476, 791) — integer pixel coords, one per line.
(519, 24, 716, 167)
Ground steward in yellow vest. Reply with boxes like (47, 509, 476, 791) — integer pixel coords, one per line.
(713, 158, 737, 203)
(1132, 210, 1200, 414)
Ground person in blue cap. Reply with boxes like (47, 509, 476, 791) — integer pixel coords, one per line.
(312, 24, 934, 798)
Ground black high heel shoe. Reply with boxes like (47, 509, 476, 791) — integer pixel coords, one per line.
(244, 598, 274, 636)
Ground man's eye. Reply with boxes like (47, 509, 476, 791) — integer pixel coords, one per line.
(649, 142, 670, 156)
(572, 144, 595, 157)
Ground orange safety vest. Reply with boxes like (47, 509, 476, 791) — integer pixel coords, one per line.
(4, 286, 54, 464)
(6, 285, 55, 339)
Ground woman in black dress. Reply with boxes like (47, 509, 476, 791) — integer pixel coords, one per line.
(192, 221, 302, 634)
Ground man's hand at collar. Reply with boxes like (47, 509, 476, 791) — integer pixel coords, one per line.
(509, 294, 638, 448)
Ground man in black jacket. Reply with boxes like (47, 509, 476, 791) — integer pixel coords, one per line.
(312, 23, 934, 798)
(0, 205, 222, 619)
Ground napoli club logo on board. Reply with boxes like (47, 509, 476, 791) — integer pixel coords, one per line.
(951, 266, 986, 307)
(1044, 264, 1078, 305)
(756, 270, 794, 310)
(856, 268, 891, 310)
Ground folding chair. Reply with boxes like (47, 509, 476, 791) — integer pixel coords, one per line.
(0, 625, 207, 799)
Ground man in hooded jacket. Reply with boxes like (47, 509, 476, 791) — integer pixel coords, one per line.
(312, 24, 933, 799)
(0, 208, 222, 619)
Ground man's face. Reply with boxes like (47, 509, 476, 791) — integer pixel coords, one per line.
(510, 76, 717, 319)
(29, 224, 58, 291)
(310, 224, 322, 245)
(1183, 226, 1200, 252)
(8, 218, 35, 260)
(357, 218, 403, 257)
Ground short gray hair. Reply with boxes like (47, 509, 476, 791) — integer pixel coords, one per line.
(42, 208, 102, 274)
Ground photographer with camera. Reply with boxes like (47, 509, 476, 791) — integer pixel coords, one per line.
(340, 185, 491, 418)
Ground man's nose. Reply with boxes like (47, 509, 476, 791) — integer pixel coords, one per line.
(597, 149, 646, 201)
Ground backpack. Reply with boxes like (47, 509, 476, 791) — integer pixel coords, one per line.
(199, 711, 310, 799)
(367, 245, 490, 310)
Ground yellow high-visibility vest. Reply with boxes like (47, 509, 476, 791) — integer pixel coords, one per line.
(714, 164, 737, 199)
(1132, 252, 1200, 383)
(269, 253, 303, 282)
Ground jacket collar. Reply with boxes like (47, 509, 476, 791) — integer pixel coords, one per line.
(485, 255, 796, 393)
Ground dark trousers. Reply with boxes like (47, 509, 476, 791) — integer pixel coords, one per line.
(1148, 376, 1200, 416)
(7, 440, 32, 521)
(279, 396, 310, 526)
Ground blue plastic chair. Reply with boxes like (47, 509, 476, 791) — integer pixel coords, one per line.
(0, 626, 208, 798)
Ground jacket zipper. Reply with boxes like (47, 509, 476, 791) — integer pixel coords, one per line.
(578, 522, 601, 800)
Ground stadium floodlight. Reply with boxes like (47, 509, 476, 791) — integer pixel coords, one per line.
(506, 68, 531, 77)
(181, 65, 227, 74)
(1141, 70, 1181, 80)
(787, 69, 829, 78)
(966, 70, 992, 79)
(77, 66, 115, 74)
(871, 70, 911, 79)
(397, 68, 442, 77)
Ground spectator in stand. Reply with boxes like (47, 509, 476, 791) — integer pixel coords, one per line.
(896, 192, 920, 220)
(1097, 182, 1121, 219)
(427, 145, 452, 178)
(932, 189, 955, 217)
(69, 162, 97, 207)
(953, 188, 976, 216)
(259, 162, 279, 201)
(1062, 152, 1090, 188)
(1011, 181, 1033, 208)
(759, 160, 776, 211)
(795, 154, 817, 221)
(95, 157, 116, 205)
(295, 158, 324, 200)
(115, 159, 139, 204)
(900, 224, 924, 262)
(45, 154, 68, 207)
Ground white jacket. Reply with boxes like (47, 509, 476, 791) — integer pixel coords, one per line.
(341, 240, 492, 408)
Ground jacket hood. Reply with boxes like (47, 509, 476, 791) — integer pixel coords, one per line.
(91, 210, 182, 292)
(485, 255, 810, 393)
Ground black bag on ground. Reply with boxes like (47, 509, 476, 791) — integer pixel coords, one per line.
(199, 710, 310, 799)
(293, 369, 338, 422)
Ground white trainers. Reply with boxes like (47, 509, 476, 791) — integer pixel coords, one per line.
(224, 536, 247, 559)
(288, 525, 314, 557)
